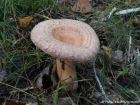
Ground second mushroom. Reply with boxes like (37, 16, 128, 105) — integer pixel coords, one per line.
(31, 19, 100, 91)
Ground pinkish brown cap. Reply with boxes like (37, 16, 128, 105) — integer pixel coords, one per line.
(31, 19, 100, 62)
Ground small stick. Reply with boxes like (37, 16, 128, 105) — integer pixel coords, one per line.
(115, 7, 140, 16)
(102, 7, 117, 21)
(34, 13, 50, 19)
(128, 35, 132, 63)
(107, 7, 117, 19)
(10, 86, 36, 94)
(92, 59, 109, 101)
(74, 79, 93, 83)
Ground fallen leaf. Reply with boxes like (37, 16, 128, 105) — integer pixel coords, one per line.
(3, 99, 25, 105)
(103, 46, 112, 70)
(72, 0, 92, 13)
(19, 16, 33, 28)
(102, 46, 111, 59)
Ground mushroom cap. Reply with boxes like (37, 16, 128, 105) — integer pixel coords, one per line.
(31, 19, 100, 62)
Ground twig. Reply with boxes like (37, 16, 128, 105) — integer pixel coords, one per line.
(102, 7, 117, 21)
(10, 86, 36, 94)
(115, 7, 140, 16)
(74, 79, 93, 83)
(34, 13, 50, 19)
(128, 34, 132, 63)
(107, 7, 117, 19)
(102, 7, 140, 21)
(92, 59, 109, 101)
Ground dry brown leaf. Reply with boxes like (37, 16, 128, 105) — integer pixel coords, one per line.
(103, 46, 111, 58)
(19, 16, 33, 28)
(102, 46, 112, 70)
(72, 0, 92, 13)
(3, 99, 25, 105)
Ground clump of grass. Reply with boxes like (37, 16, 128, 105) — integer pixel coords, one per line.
(0, 0, 58, 103)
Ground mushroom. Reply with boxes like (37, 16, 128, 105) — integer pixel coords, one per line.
(31, 19, 100, 91)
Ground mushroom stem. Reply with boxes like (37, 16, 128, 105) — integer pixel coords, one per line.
(56, 59, 78, 91)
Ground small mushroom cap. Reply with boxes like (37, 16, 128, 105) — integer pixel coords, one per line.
(31, 19, 100, 62)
